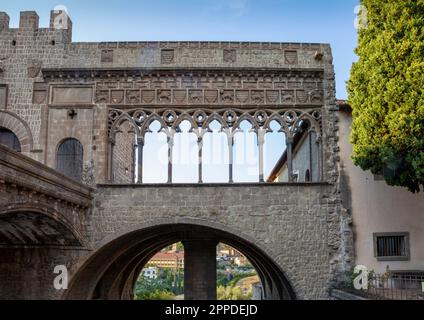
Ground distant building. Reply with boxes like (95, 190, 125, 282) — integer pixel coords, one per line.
(168, 243, 179, 253)
(149, 251, 184, 269)
(267, 100, 424, 276)
(267, 120, 320, 183)
(336, 101, 424, 275)
(234, 256, 248, 266)
(217, 244, 242, 259)
(142, 267, 158, 280)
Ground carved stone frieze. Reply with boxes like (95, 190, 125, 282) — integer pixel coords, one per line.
(27, 59, 42, 78)
(223, 49, 236, 63)
(95, 90, 109, 103)
(101, 49, 114, 63)
(220, 90, 234, 104)
(108, 107, 322, 141)
(32, 82, 48, 104)
(111, 90, 124, 104)
(96, 87, 323, 106)
(284, 51, 298, 65)
(161, 49, 175, 64)
(82, 160, 95, 187)
(126, 90, 140, 104)
(158, 90, 171, 103)
(42, 69, 323, 107)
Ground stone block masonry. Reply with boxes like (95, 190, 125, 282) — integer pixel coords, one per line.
(90, 183, 336, 299)
(0, 10, 353, 300)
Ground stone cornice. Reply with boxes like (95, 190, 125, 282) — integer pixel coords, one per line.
(42, 68, 325, 107)
(42, 67, 324, 81)
(97, 182, 330, 188)
(0, 144, 93, 208)
(96, 41, 329, 51)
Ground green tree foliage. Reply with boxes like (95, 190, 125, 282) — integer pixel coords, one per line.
(133, 268, 183, 300)
(134, 289, 175, 300)
(217, 270, 256, 287)
(216, 269, 255, 300)
(347, 0, 424, 192)
(217, 286, 253, 300)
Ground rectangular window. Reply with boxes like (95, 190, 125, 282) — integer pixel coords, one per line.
(373, 232, 410, 261)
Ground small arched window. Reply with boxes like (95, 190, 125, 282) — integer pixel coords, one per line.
(56, 138, 83, 181)
(305, 169, 311, 182)
(0, 127, 21, 152)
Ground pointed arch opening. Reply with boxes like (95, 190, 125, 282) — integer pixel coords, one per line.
(143, 120, 168, 183)
(64, 223, 296, 301)
(291, 119, 320, 182)
(234, 120, 258, 182)
(264, 120, 288, 182)
(203, 120, 228, 183)
(172, 120, 198, 183)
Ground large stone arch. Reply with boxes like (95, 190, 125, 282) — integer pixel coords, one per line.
(0, 208, 85, 247)
(64, 219, 297, 300)
(0, 110, 34, 154)
(0, 208, 88, 299)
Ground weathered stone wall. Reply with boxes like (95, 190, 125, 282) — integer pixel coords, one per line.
(0, 247, 88, 300)
(46, 107, 95, 170)
(0, 144, 93, 236)
(0, 144, 93, 300)
(284, 132, 320, 182)
(61, 41, 330, 70)
(91, 183, 335, 299)
(0, 10, 334, 179)
(0, 11, 72, 162)
(112, 121, 135, 183)
(311, 41, 354, 286)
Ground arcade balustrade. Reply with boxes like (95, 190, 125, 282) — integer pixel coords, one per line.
(107, 107, 322, 184)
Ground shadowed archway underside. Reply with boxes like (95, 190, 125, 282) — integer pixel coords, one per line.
(64, 224, 296, 300)
(0, 211, 83, 247)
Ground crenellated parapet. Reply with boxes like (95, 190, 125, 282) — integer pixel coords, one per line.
(0, 10, 72, 42)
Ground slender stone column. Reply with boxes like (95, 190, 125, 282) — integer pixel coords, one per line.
(228, 135, 234, 183)
(287, 137, 294, 182)
(107, 137, 115, 182)
(136, 137, 144, 184)
(307, 132, 311, 180)
(257, 128, 266, 183)
(183, 239, 217, 300)
(316, 134, 322, 182)
(167, 135, 174, 184)
(318, 141, 322, 182)
(221, 127, 235, 183)
(197, 136, 203, 183)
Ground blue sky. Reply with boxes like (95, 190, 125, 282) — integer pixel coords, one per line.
(3, 0, 359, 99)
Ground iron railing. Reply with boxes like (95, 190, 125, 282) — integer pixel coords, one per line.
(349, 273, 424, 300)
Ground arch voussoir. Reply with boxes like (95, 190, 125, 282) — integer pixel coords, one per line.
(0, 110, 34, 153)
(64, 220, 297, 301)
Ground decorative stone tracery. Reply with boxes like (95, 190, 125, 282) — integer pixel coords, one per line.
(38, 67, 325, 185)
(91, 72, 324, 106)
(107, 107, 322, 184)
